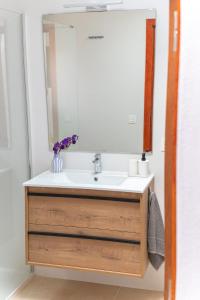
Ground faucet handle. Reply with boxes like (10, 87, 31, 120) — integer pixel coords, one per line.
(94, 153, 101, 160)
(93, 153, 102, 174)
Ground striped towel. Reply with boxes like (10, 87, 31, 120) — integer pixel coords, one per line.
(148, 191, 165, 270)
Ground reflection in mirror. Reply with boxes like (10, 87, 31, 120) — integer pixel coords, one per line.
(43, 9, 156, 154)
(0, 21, 10, 148)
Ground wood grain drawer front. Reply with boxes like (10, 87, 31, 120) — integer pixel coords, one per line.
(28, 234, 142, 276)
(28, 196, 141, 236)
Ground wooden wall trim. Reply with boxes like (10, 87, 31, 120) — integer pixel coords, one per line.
(143, 18, 156, 152)
(165, 1, 180, 300)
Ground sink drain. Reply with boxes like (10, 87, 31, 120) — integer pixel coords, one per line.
(94, 177, 98, 182)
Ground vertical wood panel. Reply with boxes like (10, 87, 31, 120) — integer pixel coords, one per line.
(165, 1, 180, 299)
(143, 19, 156, 152)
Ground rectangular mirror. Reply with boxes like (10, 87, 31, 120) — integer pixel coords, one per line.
(43, 9, 156, 154)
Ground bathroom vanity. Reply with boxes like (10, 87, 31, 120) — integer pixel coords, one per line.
(33, 9, 156, 277)
(24, 170, 154, 277)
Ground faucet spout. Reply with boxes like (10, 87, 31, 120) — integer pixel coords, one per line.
(92, 153, 102, 174)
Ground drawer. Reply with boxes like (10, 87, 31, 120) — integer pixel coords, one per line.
(28, 234, 142, 276)
(28, 196, 141, 237)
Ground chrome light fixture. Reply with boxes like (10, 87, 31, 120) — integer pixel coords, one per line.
(63, 0, 123, 9)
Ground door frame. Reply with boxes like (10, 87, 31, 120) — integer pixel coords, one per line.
(165, 0, 180, 299)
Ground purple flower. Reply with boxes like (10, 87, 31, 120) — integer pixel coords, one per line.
(53, 142, 60, 154)
(61, 137, 72, 148)
(53, 134, 78, 154)
(60, 142, 65, 150)
(72, 134, 78, 144)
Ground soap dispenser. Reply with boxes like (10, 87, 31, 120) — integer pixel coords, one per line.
(138, 152, 150, 177)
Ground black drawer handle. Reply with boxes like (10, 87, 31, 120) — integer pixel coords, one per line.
(28, 231, 141, 245)
(28, 192, 140, 204)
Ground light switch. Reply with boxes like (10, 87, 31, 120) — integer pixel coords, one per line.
(128, 114, 137, 124)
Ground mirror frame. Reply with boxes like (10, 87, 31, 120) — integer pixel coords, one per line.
(143, 18, 156, 152)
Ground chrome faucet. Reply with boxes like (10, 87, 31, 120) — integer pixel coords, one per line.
(92, 153, 102, 174)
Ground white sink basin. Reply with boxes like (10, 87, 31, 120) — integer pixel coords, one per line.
(66, 171, 126, 186)
(24, 169, 154, 194)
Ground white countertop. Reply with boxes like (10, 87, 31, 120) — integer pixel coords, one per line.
(24, 169, 154, 194)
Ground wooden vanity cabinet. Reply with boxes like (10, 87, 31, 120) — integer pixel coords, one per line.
(25, 186, 149, 277)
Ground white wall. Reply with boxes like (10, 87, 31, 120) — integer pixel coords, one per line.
(20, 0, 168, 292)
(0, 0, 22, 12)
(176, 1, 200, 299)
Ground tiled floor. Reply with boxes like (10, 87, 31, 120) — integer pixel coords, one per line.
(10, 276, 164, 300)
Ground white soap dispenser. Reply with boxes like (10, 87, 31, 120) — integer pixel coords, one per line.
(138, 153, 150, 177)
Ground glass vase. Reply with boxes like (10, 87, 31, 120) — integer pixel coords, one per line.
(51, 153, 63, 173)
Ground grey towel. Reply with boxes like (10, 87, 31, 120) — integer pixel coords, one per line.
(148, 191, 165, 270)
